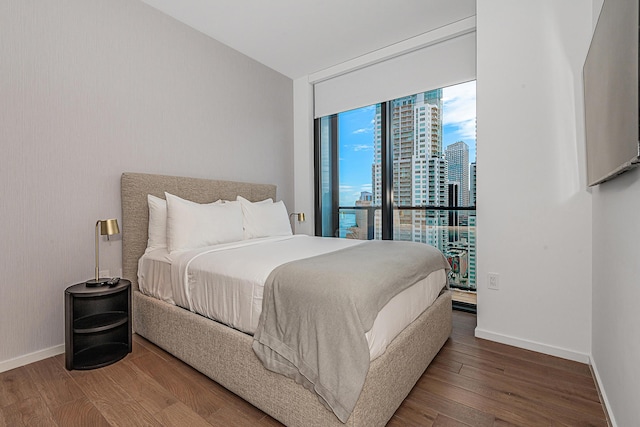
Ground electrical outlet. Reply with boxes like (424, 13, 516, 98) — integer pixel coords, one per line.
(99, 269, 110, 278)
(488, 272, 500, 290)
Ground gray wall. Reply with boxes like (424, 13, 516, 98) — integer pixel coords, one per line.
(0, 0, 293, 366)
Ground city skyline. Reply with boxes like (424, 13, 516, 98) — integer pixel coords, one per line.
(334, 85, 476, 289)
(326, 83, 477, 289)
(338, 80, 476, 206)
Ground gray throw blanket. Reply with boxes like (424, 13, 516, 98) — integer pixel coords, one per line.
(252, 240, 450, 423)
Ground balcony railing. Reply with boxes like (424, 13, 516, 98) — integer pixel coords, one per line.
(338, 205, 477, 291)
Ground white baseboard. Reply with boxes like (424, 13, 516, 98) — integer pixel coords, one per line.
(589, 356, 617, 427)
(0, 344, 65, 373)
(474, 327, 590, 363)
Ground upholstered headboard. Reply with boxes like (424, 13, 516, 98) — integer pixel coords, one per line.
(121, 172, 277, 291)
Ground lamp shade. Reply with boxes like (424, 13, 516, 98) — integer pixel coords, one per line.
(100, 219, 119, 236)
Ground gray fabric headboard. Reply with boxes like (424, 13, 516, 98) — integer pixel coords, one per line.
(121, 172, 277, 291)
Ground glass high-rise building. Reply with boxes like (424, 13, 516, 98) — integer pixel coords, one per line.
(445, 141, 470, 207)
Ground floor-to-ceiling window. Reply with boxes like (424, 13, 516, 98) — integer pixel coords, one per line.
(315, 81, 476, 292)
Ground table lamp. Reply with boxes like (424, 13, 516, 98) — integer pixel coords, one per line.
(86, 218, 119, 287)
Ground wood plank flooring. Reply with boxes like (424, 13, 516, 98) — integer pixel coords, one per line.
(0, 311, 608, 426)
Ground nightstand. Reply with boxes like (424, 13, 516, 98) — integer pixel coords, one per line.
(65, 279, 132, 370)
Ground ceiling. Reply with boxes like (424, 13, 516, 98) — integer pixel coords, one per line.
(139, 0, 476, 80)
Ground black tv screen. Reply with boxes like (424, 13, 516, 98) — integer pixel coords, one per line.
(583, 0, 640, 186)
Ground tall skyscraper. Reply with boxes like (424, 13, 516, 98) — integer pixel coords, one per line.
(468, 213, 476, 289)
(470, 162, 477, 206)
(372, 90, 448, 248)
(445, 141, 470, 207)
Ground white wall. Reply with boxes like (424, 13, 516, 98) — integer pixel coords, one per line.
(590, 1, 640, 417)
(475, 1, 593, 361)
(0, 0, 293, 370)
(592, 169, 640, 427)
(587, 3, 640, 426)
(292, 76, 315, 236)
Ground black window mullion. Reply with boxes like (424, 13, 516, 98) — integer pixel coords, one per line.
(381, 102, 393, 240)
(330, 114, 339, 237)
(313, 118, 322, 236)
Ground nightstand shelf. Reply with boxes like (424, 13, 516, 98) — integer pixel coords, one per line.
(65, 279, 131, 370)
(74, 311, 128, 333)
(72, 342, 130, 370)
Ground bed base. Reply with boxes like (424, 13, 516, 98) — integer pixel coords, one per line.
(134, 289, 451, 427)
(121, 172, 452, 426)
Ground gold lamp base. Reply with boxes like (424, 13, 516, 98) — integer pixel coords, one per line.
(85, 278, 110, 287)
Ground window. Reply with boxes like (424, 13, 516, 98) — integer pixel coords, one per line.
(315, 81, 477, 290)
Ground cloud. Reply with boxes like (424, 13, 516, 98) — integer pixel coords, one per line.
(352, 128, 369, 134)
(442, 81, 476, 141)
(352, 144, 372, 152)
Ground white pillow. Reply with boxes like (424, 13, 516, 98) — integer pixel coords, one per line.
(232, 196, 271, 238)
(165, 192, 242, 253)
(147, 194, 167, 251)
(237, 196, 292, 239)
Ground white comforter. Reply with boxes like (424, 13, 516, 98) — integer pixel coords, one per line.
(138, 235, 446, 360)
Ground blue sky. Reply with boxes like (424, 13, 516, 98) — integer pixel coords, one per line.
(338, 80, 476, 206)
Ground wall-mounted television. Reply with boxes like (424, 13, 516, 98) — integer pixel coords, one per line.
(583, 0, 640, 186)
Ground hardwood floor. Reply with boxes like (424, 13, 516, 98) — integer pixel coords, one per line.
(0, 311, 608, 426)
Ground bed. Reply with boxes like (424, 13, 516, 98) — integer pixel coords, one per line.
(121, 172, 452, 427)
